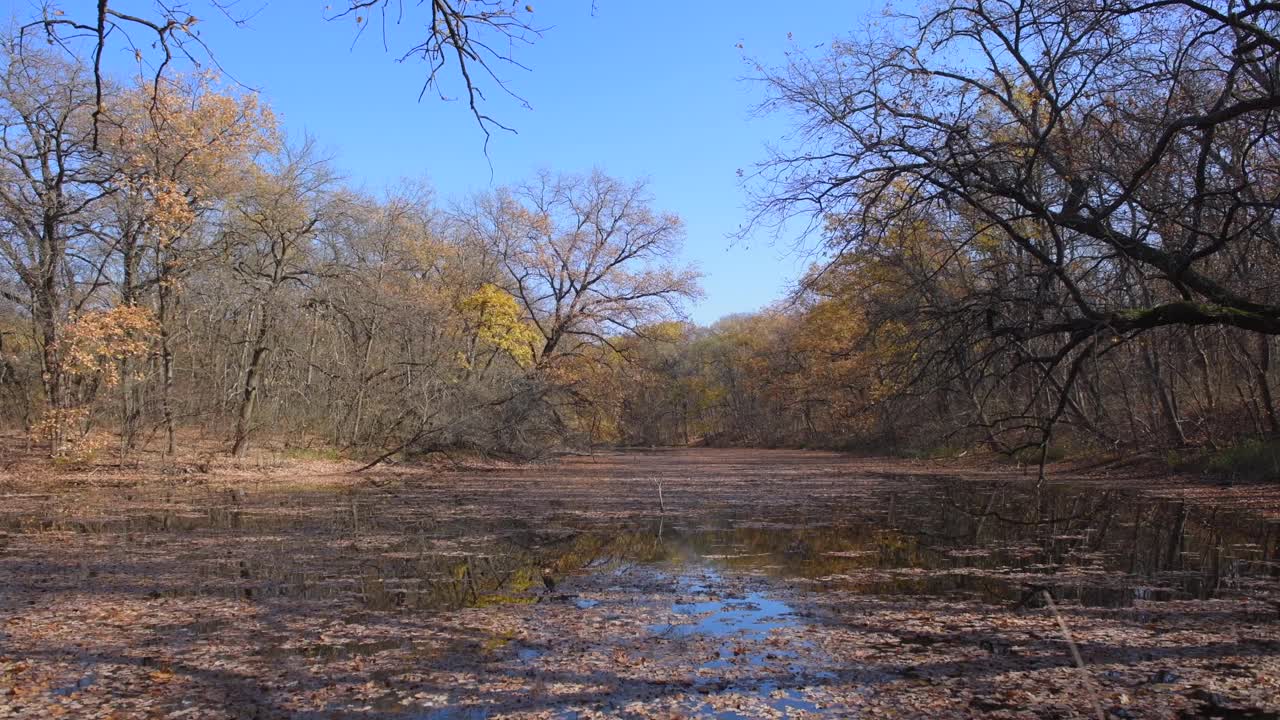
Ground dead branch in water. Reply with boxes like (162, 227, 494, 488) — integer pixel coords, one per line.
(1043, 590, 1106, 720)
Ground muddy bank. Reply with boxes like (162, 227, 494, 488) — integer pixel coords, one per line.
(1, 449, 1277, 718)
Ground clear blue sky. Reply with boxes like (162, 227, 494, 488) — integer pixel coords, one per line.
(44, 1, 879, 323)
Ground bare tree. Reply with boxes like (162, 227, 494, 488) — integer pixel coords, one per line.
(223, 139, 336, 456)
(21, 1, 545, 147)
(331, 0, 544, 145)
(752, 0, 1280, 460)
(459, 170, 701, 363)
(0, 41, 112, 454)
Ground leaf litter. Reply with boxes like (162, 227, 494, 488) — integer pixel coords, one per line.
(1, 448, 1277, 718)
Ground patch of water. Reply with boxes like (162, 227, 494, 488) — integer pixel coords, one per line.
(702, 682, 824, 719)
(514, 644, 544, 662)
(649, 573, 799, 639)
(11, 472, 1273, 614)
(50, 671, 96, 697)
(261, 637, 410, 661)
(637, 571, 851, 717)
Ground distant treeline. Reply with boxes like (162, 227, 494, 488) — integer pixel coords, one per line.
(0, 40, 697, 461)
(4, 0, 1280, 467)
(606, 0, 1280, 464)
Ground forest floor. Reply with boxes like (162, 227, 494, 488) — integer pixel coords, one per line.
(1, 447, 1278, 718)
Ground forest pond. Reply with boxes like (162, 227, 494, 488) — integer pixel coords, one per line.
(2, 449, 1278, 718)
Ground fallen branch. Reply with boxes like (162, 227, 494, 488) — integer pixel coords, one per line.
(350, 418, 443, 473)
(1043, 590, 1107, 720)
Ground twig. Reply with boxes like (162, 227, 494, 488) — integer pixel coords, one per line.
(1043, 590, 1106, 720)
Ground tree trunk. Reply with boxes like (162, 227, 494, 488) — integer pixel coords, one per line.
(1142, 342, 1187, 446)
(232, 307, 272, 457)
(159, 300, 177, 456)
(34, 289, 67, 457)
(1257, 335, 1279, 436)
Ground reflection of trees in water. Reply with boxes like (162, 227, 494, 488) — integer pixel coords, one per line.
(6, 470, 1271, 612)
(627, 480, 1276, 606)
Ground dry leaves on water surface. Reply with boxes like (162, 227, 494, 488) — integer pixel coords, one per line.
(2, 566, 1277, 718)
(1, 450, 1278, 718)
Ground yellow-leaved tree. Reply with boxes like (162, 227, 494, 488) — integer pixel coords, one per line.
(458, 284, 542, 375)
(32, 306, 158, 459)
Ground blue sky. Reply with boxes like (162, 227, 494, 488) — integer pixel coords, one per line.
(35, 1, 878, 323)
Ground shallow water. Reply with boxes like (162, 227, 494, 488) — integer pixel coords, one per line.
(3, 450, 1278, 718)
(648, 571, 799, 639)
(3, 462, 1276, 612)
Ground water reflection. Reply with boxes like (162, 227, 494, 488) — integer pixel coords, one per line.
(649, 574, 798, 639)
(654, 478, 1278, 607)
(2, 472, 1276, 612)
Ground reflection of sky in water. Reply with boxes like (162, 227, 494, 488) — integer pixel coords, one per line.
(51, 672, 97, 697)
(653, 593, 797, 639)
(649, 571, 799, 639)
(642, 572, 837, 718)
(515, 645, 543, 662)
(706, 682, 823, 719)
